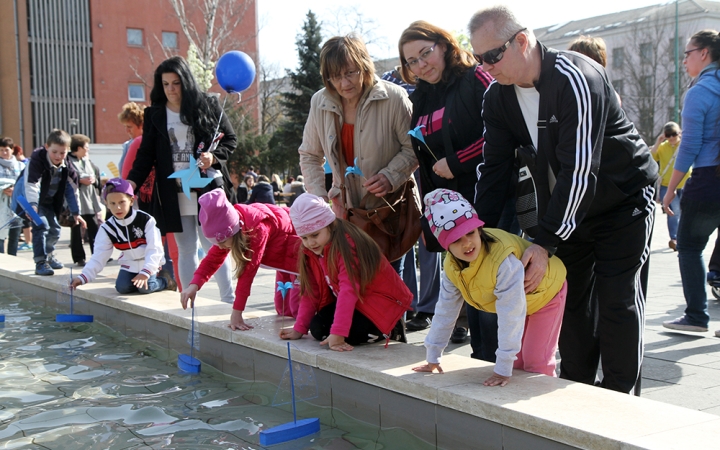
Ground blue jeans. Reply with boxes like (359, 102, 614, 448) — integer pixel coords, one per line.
(660, 185, 682, 240)
(116, 269, 167, 294)
(677, 197, 720, 327)
(32, 203, 61, 263)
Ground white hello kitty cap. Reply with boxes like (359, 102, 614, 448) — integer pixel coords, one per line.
(424, 189, 484, 249)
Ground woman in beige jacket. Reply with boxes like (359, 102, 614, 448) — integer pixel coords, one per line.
(299, 35, 418, 221)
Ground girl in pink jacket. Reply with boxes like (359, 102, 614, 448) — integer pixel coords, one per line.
(280, 193, 412, 351)
(180, 189, 301, 330)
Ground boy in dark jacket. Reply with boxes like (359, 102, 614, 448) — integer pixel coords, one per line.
(22, 129, 86, 275)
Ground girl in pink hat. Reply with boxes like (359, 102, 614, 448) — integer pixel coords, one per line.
(281, 193, 412, 351)
(413, 189, 567, 386)
(180, 188, 302, 330)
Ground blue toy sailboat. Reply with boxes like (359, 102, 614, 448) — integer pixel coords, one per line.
(57, 269, 93, 322)
(178, 306, 201, 373)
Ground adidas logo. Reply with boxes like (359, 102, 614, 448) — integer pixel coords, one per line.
(549, 115, 558, 124)
(632, 208, 642, 216)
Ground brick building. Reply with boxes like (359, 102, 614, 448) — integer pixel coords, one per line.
(0, 0, 258, 149)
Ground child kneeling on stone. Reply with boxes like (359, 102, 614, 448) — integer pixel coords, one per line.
(71, 178, 176, 294)
(280, 193, 412, 351)
(413, 189, 567, 387)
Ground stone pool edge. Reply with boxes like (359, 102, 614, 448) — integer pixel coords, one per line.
(1, 256, 718, 450)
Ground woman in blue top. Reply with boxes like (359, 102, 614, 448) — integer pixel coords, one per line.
(662, 29, 720, 334)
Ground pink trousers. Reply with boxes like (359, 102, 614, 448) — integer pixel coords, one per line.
(513, 281, 567, 377)
(274, 272, 300, 318)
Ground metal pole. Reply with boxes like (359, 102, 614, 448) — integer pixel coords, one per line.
(674, 0, 680, 123)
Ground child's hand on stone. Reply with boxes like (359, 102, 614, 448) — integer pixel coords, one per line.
(320, 334, 353, 352)
(229, 309, 254, 331)
(279, 329, 303, 340)
(131, 273, 149, 290)
(483, 372, 510, 387)
(412, 363, 444, 374)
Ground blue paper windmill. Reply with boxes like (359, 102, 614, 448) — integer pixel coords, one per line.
(407, 125, 438, 161)
(276, 281, 294, 299)
(344, 158, 365, 179)
(168, 154, 213, 199)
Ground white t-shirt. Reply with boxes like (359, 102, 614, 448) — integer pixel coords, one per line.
(513, 85, 557, 192)
(166, 108, 194, 172)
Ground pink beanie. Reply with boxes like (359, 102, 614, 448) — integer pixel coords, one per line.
(290, 193, 336, 236)
(424, 189, 484, 249)
(198, 189, 243, 245)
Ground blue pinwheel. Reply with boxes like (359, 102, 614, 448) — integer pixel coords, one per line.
(407, 125, 438, 161)
(276, 281, 294, 300)
(168, 154, 213, 199)
(344, 158, 395, 211)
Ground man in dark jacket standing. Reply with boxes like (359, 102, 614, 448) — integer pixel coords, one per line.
(469, 6, 658, 395)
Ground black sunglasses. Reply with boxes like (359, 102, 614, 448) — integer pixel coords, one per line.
(474, 28, 527, 65)
(665, 132, 678, 138)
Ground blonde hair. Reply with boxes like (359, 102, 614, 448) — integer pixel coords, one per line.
(320, 35, 376, 93)
(569, 36, 607, 67)
(298, 219, 381, 301)
(228, 229, 253, 278)
(118, 102, 145, 126)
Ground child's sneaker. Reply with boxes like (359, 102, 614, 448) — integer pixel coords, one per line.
(158, 269, 177, 291)
(17, 243, 32, 251)
(35, 261, 54, 276)
(47, 255, 64, 270)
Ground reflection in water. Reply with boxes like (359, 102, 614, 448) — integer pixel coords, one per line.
(0, 294, 433, 449)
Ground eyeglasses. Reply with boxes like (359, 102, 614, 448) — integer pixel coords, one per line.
(665, 132, 679, 138)
(683, 48, 703, 59)
(474, 28, 527, 65)
(328, 70, 361, 84)
(404, 44, 438, 68)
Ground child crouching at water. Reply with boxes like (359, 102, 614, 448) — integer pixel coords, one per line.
(280, 193, 412, 351)
(71, 178, 175, 293)
(180, 189, 302, 330)
(413, 189, 567, 386)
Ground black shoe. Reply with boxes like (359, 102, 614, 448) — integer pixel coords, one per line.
(406, 311, 433, 331)
(450, 326, 468, 344)
(35, 261, 54, 276)
(158, 269, 177, 291)
(75, 260, 86, 267)
(47, 255, 64, 270)
(389, 319, 407, 343)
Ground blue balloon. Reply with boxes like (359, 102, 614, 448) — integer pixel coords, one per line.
(216, 51, 256, 93)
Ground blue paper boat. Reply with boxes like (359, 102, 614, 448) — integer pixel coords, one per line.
(259, 417, 320, 446)
(56, 314, 93, 322)
(178, 354, 201, 373)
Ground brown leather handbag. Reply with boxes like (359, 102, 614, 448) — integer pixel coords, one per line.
(342, 177, 422, 262)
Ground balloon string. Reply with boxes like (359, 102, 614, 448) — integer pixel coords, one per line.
(212, 94, 229, 139)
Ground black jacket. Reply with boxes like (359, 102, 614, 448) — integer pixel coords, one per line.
(247, 181, 275, 205)
(476, 43, 658, 250)
(127, 95, 237, 234)
(23, 147, 79, 216)
(409, 65, 493, 249)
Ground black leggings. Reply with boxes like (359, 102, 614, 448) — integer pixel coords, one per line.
(309, 302, 384, 346)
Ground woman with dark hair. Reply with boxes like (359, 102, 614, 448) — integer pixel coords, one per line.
(398, 20, 506, 359)
(126, 56, 237, 305)
(662, 30, 720, 335)
(298, 34, 418, 273)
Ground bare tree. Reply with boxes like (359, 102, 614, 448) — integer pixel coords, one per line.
(616, 13, 691, 142)
(320, 5, 389, 59)
(258, 60, 286, 135)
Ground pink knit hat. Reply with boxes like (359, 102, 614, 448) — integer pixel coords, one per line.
(289, 193, 336, 236)
(424, 189, 484, 249)
(198, 189, 243, 245)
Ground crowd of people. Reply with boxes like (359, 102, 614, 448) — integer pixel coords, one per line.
(3, 5, 720, 396)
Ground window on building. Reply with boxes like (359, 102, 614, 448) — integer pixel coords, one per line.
(668, 37, 682, 59)
(128, 84, 145, 102)
(640, 42, 652, 64)
(640, 75, 654, 94)
(612, 47, 624, 69)
(612, 79, 624, 96)
(668, 107, 677, 122)
(162, 31, 178, 49)
(127, 28, 143, 46)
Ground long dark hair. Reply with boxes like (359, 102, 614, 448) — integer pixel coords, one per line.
(149, 56, 217, 137)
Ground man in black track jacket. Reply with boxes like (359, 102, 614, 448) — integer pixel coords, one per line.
(469, 6, 658, 394)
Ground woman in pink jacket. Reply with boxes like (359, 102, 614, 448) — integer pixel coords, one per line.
(180, 189, 301, 330)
